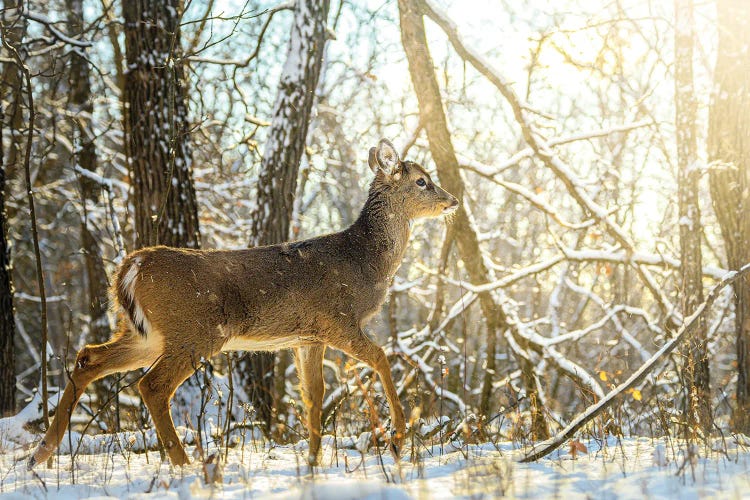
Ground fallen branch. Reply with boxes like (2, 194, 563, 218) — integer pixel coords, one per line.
(519, 263, 750, 462)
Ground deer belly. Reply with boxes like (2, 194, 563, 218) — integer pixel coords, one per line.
(220, 335, 302, 352)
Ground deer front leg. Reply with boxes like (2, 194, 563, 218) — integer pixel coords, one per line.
(329, 329, 406, 459)
(294, 344, 326, 465)
(29, 333, 151, 469)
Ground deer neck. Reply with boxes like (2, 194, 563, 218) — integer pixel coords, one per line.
(348, 187, 411, 282)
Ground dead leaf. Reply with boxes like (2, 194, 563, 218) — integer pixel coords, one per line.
(569, 440, 588, 459)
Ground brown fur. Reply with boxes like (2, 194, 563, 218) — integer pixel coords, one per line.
(29, 139, 458, 468)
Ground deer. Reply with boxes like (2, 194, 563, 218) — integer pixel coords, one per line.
(28, 138, 458, 469)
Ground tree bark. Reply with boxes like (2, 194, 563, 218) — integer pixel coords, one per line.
(0, 0, 23, 417)
(707, 0, 750, 433)
(0, 1, 23, 186)
(124, 0, 200, 250)
(242, 0, 329, 433)
(398, 0, 549, 438)
(0, 101, 15, 416)
(674, 0, 710, 435)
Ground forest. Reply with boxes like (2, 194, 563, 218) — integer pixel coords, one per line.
(1, 0, 750, 498)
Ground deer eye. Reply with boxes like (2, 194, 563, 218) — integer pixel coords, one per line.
(416, 178, 426, 187)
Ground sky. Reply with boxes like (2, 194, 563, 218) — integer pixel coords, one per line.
(177, 0, 723, 244)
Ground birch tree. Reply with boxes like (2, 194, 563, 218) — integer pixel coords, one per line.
(708, 0, 750, 433)
(242, 0, 330, 431)
(674, 0, 709, 434)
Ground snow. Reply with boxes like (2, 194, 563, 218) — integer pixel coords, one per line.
(23, 11, 93, 48)
(2, 434, 750, 499)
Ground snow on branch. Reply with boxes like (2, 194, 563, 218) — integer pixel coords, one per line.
(73, 165, 128, 194)
(73, 166, 127, 261)
(459, 119, 654, 179)
(421, 247, 725, 297)
(561, 247, 727, 279)
(562, 279, 654, 361)
(421, 0, 679, 325)
(519, 263, 750, 463)
(22, 11, 93, 48)
(476, 176, 598, 230)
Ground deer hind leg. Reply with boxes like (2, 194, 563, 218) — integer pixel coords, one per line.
(29, 332, 155, 469)
(294, 344, 325, 465)
(328, 330, 405, 459)
(138, 355, 199, 466)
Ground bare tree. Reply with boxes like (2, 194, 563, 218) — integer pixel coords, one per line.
(242, 0, 330, 432)
(66, 0, 110, 347)
(675, 0, 709, 434)
(0, 0, 24, 417)
(708, 0, 750, 433)
(398, 0, 549, 438)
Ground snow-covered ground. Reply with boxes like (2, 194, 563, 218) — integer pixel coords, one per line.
(2, 433, 750, 499)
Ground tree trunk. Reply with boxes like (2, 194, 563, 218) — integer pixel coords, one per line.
(242, 0, 329, 433)
(0, 1, 23, 185)
(123, 0, 201, 428)
(0, 0, 23, 417)
(674, 0, 710, 435)
(66, 0, 115, 427)
(707, 0, 750, 433)
(398, 0, 549, 438)
(124, 0, 200, 250)
(0, 101, 15, 416)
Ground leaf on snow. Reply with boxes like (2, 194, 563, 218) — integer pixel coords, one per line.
(569, 440, 588, 458)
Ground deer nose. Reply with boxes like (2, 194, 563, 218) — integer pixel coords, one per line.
(442, 196, 459, 214)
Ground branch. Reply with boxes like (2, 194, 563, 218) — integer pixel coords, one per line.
(459, 119, 654, 179)
(519, 263, 750, 462)
(482, 176, 598, 230)
(422, 247, 726, 296)
(22, 11, 93, 48)
(187, 2, 293, 66)
(420, 0, 678, 324)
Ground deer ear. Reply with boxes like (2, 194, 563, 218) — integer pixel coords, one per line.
(368, 147, 380, 174)
(375, 138, 400, 174)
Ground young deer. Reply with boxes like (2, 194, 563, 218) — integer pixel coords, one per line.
(29, 139, 458, 469)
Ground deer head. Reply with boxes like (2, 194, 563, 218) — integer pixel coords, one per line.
(368, 139, 458, 219)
